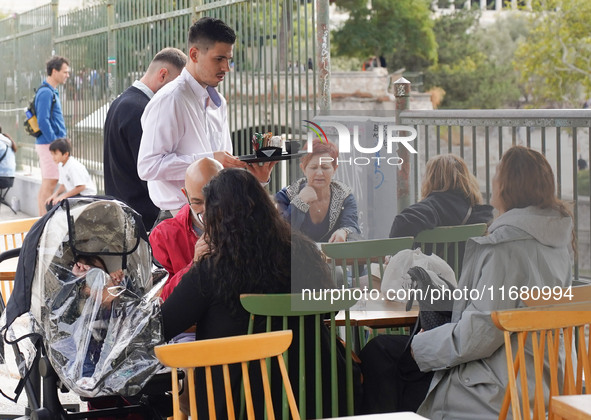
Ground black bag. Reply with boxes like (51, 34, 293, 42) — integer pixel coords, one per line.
(23, 85, 55, 138)
(406, 266, 456, 331)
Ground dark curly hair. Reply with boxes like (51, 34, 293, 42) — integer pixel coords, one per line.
(198, 169, 292, 311)
(196, 169, 333, 312)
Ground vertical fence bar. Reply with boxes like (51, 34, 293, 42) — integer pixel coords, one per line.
(557, 127, 562, 199)
(572, 127, 579, 280)
(424, 125, 429, 161)
(436, 125, 441, 155)
(107, 0, 116, 103)
(316, 0, 330, 112)
(498, 126, 503, 159)
(51, 0, 58, 53)
(311, 0, 317, 113)
(588, 128, 591, 280)
(472, 126, 477, 176)
(485, 125, 490, 201)
(412, 124, 419, 203)
(459, 126, 464, 159)
(447, 125, 452, 153)
(394, 77, 410, 213)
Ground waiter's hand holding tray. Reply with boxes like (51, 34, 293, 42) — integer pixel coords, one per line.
(239, 132, 307, 163)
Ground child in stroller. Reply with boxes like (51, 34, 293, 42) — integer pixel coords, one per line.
(53, 254, 127, 380)
(1, 197, 171, 419)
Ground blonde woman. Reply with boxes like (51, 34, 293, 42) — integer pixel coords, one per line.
(389, 154, 493, 238)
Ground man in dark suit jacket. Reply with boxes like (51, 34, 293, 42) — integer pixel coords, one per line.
(103, 47, 187, 230)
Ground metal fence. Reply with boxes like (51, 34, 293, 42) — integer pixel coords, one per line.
(0, 0, 326, 193)
(399, 109, 591, 279)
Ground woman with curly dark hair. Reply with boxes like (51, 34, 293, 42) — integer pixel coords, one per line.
(160, 169, 347, 418)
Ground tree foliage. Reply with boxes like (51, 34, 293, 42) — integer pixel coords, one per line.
(513, 0, 591, 107)
(424, 11, 524, 109)
(331, 0, 437, 71)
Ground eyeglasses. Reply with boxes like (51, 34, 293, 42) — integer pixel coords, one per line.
(184, 189, 206, 228)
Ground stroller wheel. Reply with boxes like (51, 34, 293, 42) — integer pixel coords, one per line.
(31, 408, 52, 420)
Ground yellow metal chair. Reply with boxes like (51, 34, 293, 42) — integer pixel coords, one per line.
(154, 330, 300, 420)
(414, 223, 488, 280)
(492, 301, 591, 420)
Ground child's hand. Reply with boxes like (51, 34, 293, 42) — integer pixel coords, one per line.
(109, 269, 124, 286)
(54, 194, 67, 204)
(72, 262, 92, 277)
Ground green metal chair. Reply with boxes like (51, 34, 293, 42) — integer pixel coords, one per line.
(320, 237, 414, 289)
(414, 223, 488, 280)
(240, 293, 357, 419)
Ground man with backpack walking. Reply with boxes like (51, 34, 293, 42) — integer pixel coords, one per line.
(35, 56, 70, 215)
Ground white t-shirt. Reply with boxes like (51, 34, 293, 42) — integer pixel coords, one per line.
(138, 68, 232, 211)
(0, 133, 15, 177)
(58, 156, 97, 196)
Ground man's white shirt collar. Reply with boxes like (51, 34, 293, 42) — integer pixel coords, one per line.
(132, 80, 154, 99)
(181, 68, 222, 108)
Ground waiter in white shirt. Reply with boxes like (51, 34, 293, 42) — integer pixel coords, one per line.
(138, 17, 273, 220)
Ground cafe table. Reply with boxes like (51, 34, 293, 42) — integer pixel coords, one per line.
(552, 395, 591, 420)
(328, 412, 429, 419)
(334, 295, 419, 329)
(330, 294, 419, 351)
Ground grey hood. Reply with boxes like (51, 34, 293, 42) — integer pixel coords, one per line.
(476, 205, 572, 248)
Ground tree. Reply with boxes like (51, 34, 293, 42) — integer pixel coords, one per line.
(513, 0, 591, 107)
(424, 11, 524, 109)
(331, 0, 437, 71)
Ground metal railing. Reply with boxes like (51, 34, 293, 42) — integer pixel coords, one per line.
(399, 109, 591, 279)
(0, 0, 326, 193)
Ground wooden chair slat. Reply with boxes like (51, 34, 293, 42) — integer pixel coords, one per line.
(493, 301, 591, 420)
(154, 331, 300, 420)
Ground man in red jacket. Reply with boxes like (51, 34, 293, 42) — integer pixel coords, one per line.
(150, 157, 222, 300)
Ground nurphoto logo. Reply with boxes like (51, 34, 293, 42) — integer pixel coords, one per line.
(303, 118, 418, 166)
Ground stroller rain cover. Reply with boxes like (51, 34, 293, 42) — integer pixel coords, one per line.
(2, 197, 165, 398)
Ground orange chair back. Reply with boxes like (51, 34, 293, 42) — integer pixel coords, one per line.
(155, 330, 300, 420)
(492, 301, 591, 420)
(0, 217, 39, 305)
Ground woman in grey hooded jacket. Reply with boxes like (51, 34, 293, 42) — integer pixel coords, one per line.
(411, 146, 574, 419)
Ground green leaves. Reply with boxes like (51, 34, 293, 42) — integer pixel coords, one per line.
(424, 11, 523, 109)
(514, 0, 591, 107)
(332, 0, 436, 71)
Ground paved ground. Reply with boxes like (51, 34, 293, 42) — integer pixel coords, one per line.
(0, 335, 86, 417)
(0, 209, 33, 223)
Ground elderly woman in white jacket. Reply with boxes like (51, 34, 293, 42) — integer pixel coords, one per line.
(411, 146, 573, 419)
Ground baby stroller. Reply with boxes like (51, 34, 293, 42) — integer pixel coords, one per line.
(1, 197, 172, 419)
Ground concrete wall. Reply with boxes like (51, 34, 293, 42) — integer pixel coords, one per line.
(4, 173, 41, 217)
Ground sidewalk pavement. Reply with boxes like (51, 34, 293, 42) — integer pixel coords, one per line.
(0, 346, 85, 417)
(0, 208, 36, 223)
